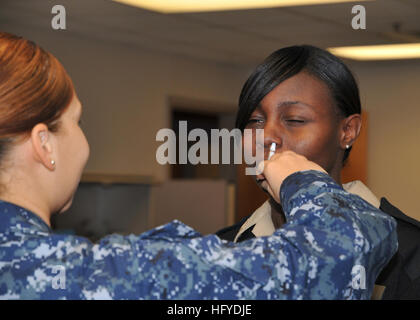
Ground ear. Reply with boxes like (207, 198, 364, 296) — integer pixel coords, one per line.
(30, 123, 56, 171)
(340, 114, 362, 149)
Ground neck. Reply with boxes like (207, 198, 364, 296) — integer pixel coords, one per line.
(0, 189, 51, 227)
(330, 167, 342, 185)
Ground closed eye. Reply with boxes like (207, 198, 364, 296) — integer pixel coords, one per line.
(285, 119, 306, 126)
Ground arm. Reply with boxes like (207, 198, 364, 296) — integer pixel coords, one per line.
(73, 171, 396, 300)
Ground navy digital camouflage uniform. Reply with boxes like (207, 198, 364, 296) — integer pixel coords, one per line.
(0, 171, 397, 299)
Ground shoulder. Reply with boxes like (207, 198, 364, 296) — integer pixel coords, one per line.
(380, 198, 420, 230)
(380, 197, 420, 256)
(380, 197, 420, 270)
(378, 197, 420, 299)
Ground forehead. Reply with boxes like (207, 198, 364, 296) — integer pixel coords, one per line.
(259, 72, 335, 113)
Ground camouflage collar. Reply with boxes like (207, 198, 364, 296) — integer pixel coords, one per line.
(0, 200, 52, 235)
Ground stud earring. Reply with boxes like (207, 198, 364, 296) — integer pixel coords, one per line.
(51, 160, 55, 166)
(346, 145, 351, 149)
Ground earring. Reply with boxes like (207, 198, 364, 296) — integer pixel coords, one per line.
(51, 160, 56, 166)
(346, 145, 351, 149)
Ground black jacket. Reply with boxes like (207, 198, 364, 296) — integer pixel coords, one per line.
(216, 198, 420, 300)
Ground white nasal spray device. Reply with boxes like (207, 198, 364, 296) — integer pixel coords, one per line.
(268, 142, 276, 160)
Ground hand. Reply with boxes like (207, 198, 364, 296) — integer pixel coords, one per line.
(257, 151, 327, 203)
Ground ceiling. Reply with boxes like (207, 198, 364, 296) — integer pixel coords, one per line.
(0, 0, 419, 67)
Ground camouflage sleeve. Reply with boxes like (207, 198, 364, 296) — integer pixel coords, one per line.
(0, 170, 397, 299)
(54, 170, 396, 299)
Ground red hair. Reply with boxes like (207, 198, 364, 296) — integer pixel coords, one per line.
(0, 32, 74, 162)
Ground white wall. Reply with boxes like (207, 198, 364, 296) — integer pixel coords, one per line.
(350, 60, 420, 220)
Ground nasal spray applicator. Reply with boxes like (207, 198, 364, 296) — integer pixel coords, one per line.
(268, 142, 276, 160)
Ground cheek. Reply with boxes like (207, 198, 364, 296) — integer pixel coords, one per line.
(79, 130, 90, 165)
(288, 135, 321, 156)
(284, 125, 339, 168)
(67, 127, 89, 169)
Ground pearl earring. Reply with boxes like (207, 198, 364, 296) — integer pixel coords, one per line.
(346, 145, 351, 149)
(51, 160, 55, 166)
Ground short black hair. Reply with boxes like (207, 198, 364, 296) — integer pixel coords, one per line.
(236, 45, 361, 162)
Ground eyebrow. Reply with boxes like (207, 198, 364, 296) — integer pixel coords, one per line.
(255, 100, 314, 111)
(277, 100, 314, 109)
